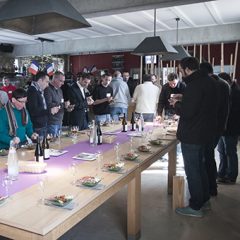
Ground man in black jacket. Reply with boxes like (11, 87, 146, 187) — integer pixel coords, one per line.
(200, 62, 230, 196)
(68, 73, 94, 130)
(26, 72, 49, 137)
(170, 57, 218, 217)
(217, 72, 240, 184)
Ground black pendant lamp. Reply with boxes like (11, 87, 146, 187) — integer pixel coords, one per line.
(0, 0, 91, 35)
(162, 18, 190, 61)
(132, 9, 177, 56)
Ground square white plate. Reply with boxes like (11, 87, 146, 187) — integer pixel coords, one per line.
(72, 152, 97, 161)
(49, 149, 68, 157)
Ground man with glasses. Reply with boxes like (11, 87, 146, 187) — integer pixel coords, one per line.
(27, 71, 49, 137)
(44, 71, 65, 137)
(0, 88, 37, 150)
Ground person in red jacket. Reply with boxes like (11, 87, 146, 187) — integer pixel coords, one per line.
(1, 76, 17, 100)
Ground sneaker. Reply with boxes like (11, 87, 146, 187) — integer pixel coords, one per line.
(217, 177, 236, 184)
(175, 206, 203, 218)
(202, 201, 211, 211)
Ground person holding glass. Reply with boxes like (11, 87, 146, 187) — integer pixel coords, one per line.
(0, 88, 38, 150)
(92, 73, 113, 124)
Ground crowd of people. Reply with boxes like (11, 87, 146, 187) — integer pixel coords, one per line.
(0, 57, 239, 219)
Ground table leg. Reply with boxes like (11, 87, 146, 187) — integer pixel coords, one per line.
(127, 170, 141, 240)
(168, 144, 177, 194)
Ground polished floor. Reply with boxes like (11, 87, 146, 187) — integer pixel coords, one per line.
(1, 143, 239, 240)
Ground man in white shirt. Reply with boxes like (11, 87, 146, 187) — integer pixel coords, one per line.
(132, 74, 160, 122)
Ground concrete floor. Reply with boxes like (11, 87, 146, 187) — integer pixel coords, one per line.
(59, 144, 240, 240)
(1, 144, 239, 240)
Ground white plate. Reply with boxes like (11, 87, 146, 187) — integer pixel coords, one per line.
(72, 152, 97, 161)
(49, 149, 68, 157)
(127, 132, 143, 137)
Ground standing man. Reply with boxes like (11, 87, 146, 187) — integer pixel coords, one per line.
(68, 73, 94, 130)
(217, 72, 240, 184)
(199, 62, 230, 196)
(26, 71, 49, 137)
(123, 71, 138, 97)
(92, 74, 113, 123)
(132, 74, 160, 122)
(1, 76, 16, 100)
(44, 71, 65, 136)
(170, 57, 218, 217)
(158, 72, 185, 118)
(109, 71, 131, 121)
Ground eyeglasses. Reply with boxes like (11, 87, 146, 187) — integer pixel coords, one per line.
(17, 99, 27, 104)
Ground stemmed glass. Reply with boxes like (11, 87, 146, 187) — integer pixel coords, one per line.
(96, 150, 103, 178)
(70, 162, 78, 185)
(2, 174, 12, 198)
(38, 175, 48, 204)
(114, 142, 120, 163)
(130, 136, 134, 153)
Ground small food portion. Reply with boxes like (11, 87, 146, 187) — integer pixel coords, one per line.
(104, 162, 124, 172)
(149, 139, 163, 146)
(124, 152, 139, 161)
(0, 195, 7, 203)
(47, 195, 73, 207)
(138, 145, 151, 152)
(0, 149, 8, 156)
(78, 176, 101, 187)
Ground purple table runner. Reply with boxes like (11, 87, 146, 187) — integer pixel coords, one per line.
(0, 129, 135, 196)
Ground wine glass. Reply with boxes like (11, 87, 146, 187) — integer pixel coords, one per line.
(38, 175, 48, 204)
(130, 136, 134, 153)
(114, 142, 120, 163)
(70, 162, 78, 185)
(96, 150, 103, 178)
(2, 174, 12, 198)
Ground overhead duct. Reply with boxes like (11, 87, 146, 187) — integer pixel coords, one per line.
(0, 0, 91, 35)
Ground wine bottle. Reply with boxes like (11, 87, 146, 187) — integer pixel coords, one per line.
(96, 122, 102, 145)
(130, 112, 136, 131)
(42, 136, 50, 160)
(140, 113, 144, 132)
(122, 113, 128, 132)
(35, 137, 44, 163)
(7, 140, 18, 180)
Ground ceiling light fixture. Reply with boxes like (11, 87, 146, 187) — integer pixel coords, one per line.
(131, 9, 177, 56)
(0, 0, 91, 35)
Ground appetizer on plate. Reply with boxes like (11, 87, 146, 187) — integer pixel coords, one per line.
(78, 176, 101, 187)
(0, 195, 8, 205)
(138, 145, 151, 152)
(104, 162, 124, 172)
(46, 195, 73, 207)
(149, 139, 163, 146)
(21, 144, 36, 150)
(0, 149, 8, 156)
(124, 152, 139, 161)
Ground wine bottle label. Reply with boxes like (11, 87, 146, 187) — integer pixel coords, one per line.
(97, 136, 102, 144)
(39, 156, 44, 163)
(44, 149, 50, 160)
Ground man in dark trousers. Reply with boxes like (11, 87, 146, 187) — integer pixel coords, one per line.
(200, 62, 230, 196)
(68, 73, 94, 130)
(26, 71, 49, 137)
(170, 57, 218, 217)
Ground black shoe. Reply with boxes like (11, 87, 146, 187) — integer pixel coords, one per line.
(210, 189, 218, 197)
(217, 177, 236, 185)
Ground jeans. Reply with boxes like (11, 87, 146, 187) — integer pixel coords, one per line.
(34, 127, 47, 138)
(204, 136, 220, 195)
(110, 107, 128, 121)
(217, 135, 239, 181)
(47, 124, 62, 137)
(181, 143, 210, 210)
(135, 112, 154, 122)
(95, 114, 111, 124)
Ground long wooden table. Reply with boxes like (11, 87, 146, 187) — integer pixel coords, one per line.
(0, 125, 177, 240)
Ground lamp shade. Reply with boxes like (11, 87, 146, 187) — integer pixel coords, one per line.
(131, 36, 177, 56)
(161, 45, 190, 61)
(0, 0, 91, 35)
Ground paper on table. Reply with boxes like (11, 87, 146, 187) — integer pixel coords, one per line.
(49, 149, 68, 157)
(72, 152, 97, 161)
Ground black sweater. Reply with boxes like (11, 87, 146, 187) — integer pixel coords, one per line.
(175, 70, 218, 144)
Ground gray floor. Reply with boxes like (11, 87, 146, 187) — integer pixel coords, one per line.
(1, 144, 240, 240)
